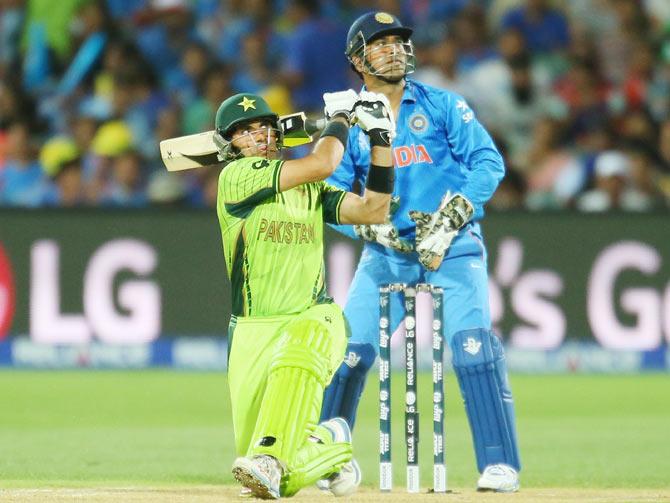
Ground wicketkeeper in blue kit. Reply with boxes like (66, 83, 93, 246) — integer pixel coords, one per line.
(319, 11, 521, 492)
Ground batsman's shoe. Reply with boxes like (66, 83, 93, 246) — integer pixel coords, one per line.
(477, 464, 520, 493)
(316, 418, 361, 496)
(315, 417, 350, 492)
(232, 455, 283, 499)
(319, 458, 361, 497)
(321, 417, 352, 444)
(239, 487, 252, 498)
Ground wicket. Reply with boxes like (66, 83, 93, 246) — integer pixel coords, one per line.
(379, 283, 447, 493)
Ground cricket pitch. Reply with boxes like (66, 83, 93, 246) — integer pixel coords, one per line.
(1, 487, 669, 502)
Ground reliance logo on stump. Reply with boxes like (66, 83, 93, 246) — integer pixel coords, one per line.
(0, 243, 16, 340)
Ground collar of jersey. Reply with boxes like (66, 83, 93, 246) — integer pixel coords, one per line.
(360, 79, 416, 104)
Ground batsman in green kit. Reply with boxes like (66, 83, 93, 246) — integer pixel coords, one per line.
(213, 90, 396, 499)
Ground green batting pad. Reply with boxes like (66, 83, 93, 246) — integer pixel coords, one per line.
(280, 440, 352, 496)
(249, 320, 336, 465)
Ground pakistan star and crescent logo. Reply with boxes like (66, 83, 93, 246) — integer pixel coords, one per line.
(238, 97, 256, 111)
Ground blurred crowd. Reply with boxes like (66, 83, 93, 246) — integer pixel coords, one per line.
(0, 0, 669, 210)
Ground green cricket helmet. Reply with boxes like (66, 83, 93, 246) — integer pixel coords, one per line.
(214, 93, 283, 162)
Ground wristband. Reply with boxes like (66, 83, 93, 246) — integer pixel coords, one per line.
(365, 163, 394, 193)
(331, 110, 353, 123)
(320, 120, 349, 148)
(368, 128, 391, 147)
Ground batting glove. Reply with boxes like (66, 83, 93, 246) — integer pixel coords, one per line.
(410, 193, 475, 271)
(323, 89, 359, 123)
(353, 91, 396, 146)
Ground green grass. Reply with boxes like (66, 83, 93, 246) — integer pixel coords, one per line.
(0, 371, 668, 489)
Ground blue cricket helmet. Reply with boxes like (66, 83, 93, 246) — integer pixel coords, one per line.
(345, 11, 413, 58)
(345, 12, 415, 80)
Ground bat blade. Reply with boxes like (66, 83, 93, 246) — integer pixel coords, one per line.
(160, 130, 220, 171)
(160, 113, 326, 171)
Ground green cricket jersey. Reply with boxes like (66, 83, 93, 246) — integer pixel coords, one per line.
(217, 156, 347, 317)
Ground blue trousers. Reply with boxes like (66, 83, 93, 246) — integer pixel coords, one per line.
(345, 226, 490, 344)
(322, 223, 521, 472)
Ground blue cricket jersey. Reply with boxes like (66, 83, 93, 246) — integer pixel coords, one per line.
(328, 79, 505, 245)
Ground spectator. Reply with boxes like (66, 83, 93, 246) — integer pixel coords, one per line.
(88, 119, 134, 203)
(67, 112, 99, 183)
(108, 63, 170, 159)
(659, 119, 670, 169)
(90, 39, 142, 119)
(0, 121, 47, 207)
(452, 5, 498, 73)
(553, 57, 611, 146)
(133, 0, 196, 78)
(618, 107, 659, 149)
(22, 0, 90, 67)
(0, 0, 24, 81)
(147, 170, 187, 206)
(39, 137, 85, 207)
(595, 0, 652, 85)
(0, 83, 36, 132)
(489, 167, 528, 210)
(644, 0, 670, 33)
(500, 0, 570, 54)
(182, 64, 233, 135)
(196, 0, 247, 51)
(469, 50, 556, 168)
(164, 41, 212, 106)
(412, 34, 469, 96)
(0, 1, 668, 211)
(214, 0, 284, 67)
(280, 0, 351, 113)
(619, 38, 658, 111)
(576, 150, 632, 211)
(646, 39, 670, 122)
(125, 70, 171, 159)
(68, 0, 114, 55)
(231, 31, 273, 94)
(524, 117, 585, 209)
(488, 137, 528, 210)
(100, 150, 148, 207)
(621, 140, 666, 210)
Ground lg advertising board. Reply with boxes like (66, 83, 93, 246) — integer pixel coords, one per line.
(0, 210, 668, 351)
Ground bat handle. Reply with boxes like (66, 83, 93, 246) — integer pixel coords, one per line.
(305, 118, 327, 135)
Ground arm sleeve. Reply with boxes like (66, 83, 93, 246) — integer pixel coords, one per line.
(320, 182, 347, 224)
(442, 93, 505, 219)
(219, 158, 283, 218)
(325, 130, 362, 239)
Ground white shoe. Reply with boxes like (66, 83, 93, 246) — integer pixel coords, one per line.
(316, 418, 361, 496)
(320, 417, 352, 443)
(323, 458, 362, 497)
(239, 486, 253, 498)
(477, 463, 520, 493)
(232, 455, 283, 500)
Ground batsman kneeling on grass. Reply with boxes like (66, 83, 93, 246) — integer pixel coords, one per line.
(214, 89, 395, 499)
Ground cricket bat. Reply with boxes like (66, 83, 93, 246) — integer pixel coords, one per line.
(159, 112, 326, 172)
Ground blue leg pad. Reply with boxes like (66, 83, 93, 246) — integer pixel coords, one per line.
(450, 329, 521, 472)
(319, 342, 376, 430)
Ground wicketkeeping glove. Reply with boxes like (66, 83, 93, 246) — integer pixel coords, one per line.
(353, 91, 396, 146)
(409, 193, 475, 271)
(323, 89, 359, 123)
(354, 196, 413, 253)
